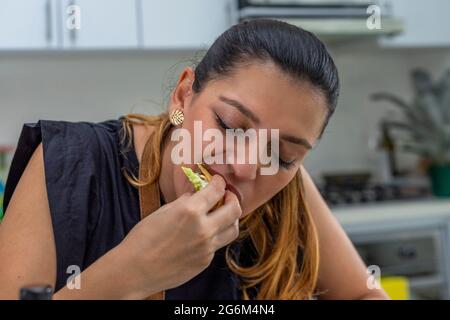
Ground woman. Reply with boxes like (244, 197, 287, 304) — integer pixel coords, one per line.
(0, 19, 388, 300)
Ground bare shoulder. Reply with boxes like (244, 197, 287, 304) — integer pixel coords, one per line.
(4, 143, 47, 213)
(298, 164, 341, 236)
(0, 143, 56, 298)
(299, 165, 323, 207)
(132, 122, 155, 164)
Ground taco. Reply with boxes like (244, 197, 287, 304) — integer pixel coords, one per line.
(181, 163, 225, 210)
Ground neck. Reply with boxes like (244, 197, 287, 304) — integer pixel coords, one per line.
(158, 126, 177, 205)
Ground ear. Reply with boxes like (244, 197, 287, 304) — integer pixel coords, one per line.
(170, 67, 195, 114)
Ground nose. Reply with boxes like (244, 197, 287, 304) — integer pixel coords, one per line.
(224, 140, 259, 181)
(228, 162, 258, 181)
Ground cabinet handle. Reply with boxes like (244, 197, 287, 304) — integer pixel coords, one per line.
(45, 0, 53, 44)
(398, 244, 417, 260)
(68, 0, 78, 45)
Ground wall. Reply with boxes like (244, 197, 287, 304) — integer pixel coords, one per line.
(308, 42, 450, 179)
(1, 41, 450, 180)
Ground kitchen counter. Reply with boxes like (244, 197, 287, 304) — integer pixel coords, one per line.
(332, 199, 450, 233)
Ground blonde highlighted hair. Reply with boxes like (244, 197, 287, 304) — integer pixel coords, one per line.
(122, 112, 320, 300)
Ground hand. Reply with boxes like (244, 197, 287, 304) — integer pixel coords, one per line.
(117, 175, 242, 298)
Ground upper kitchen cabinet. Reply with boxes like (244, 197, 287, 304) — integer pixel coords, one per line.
(59, 0, 138, 49)
(380, 0, 450, 47)
(140, 0, 232, 50)
(0, 0, 59, 49)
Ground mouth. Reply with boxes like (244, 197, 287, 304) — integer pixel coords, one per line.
(202, 164, 243, 204)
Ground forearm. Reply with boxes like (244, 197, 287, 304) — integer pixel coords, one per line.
(53, 245, 146, 300)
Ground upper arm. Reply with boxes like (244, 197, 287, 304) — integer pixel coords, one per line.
(0, 143, 56, 299)
(299, 166, 388, 300)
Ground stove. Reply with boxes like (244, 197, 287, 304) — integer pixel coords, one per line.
(318, 182, 432, 207)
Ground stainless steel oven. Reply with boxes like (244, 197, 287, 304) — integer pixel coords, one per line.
(350, 226, 449, 299)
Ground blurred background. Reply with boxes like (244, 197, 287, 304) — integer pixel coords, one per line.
(1, 0, 450, 300)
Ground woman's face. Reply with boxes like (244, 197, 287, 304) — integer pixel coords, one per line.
(170, 62, 328, 217)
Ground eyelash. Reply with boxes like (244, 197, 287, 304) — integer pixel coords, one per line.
(279, 157, 296, 170)
(270, 144, 296, 170)
(215, 113, 233, 130)
(214, 113, 296, 170)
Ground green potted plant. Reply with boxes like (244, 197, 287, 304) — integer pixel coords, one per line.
(0, 145, 14, 221)
(371, 68, 450, 197)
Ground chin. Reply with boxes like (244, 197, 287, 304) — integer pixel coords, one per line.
(239, 208, 252, 219)
(239, 213, 250, 219)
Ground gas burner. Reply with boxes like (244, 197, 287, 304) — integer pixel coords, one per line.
(318, 183, 432, 207)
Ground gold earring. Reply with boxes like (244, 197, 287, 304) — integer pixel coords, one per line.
(169, 108, 184, 126)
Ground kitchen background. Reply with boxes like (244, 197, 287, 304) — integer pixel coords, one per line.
(1, 0, 450, 300)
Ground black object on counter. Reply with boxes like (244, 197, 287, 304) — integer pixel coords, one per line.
(19, 285, 53, 300)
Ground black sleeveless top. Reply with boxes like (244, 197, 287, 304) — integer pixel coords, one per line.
(3, 119, 250, 299)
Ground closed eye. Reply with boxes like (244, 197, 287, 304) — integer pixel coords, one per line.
(215, 113, 232, 130)
(216, 113, 297, 170)
(279, 158, 296, 169)
(268, 143, 298, 170)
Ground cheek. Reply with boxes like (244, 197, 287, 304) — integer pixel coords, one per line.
(181, 119, 219, 162)
(241, 171, 297, 217)
(263, 168, 297, 195)
(172, 168, 196, 197)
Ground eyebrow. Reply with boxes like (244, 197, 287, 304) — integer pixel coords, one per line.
(218, 95, 313, 150)
(281, 134, 313, 150)
(219, 95, 261, 124)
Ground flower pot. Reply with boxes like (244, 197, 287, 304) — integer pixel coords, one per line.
(428, 164, 450, 197)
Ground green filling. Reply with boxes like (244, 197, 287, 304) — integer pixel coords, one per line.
(181, 166, 208, 191)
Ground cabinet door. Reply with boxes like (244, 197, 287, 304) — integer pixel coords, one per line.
(141, 0, 232, 49)
(60, 0, 138, 49)
(380, 0, 450, 47)
(0, 0, 58, 49)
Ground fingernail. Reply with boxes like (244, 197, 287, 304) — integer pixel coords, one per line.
(213, 175, 225, 188)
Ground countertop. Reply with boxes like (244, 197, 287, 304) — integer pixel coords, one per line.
(331, 199, 450, 233)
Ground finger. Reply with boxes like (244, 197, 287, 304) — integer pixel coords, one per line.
(207, 190, 242, 233)
(213, 219, 240, 251)
(188, 174, 226, 214)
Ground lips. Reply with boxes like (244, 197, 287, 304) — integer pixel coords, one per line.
(203, 164, 243, 204)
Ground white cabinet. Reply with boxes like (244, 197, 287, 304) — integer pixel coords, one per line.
(0, 0, 232, 50)
(141, 0, 232, 49)
(59, 0, 138, 49)
(380, 0, 450, 47)
(0, 0, 58, 49)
